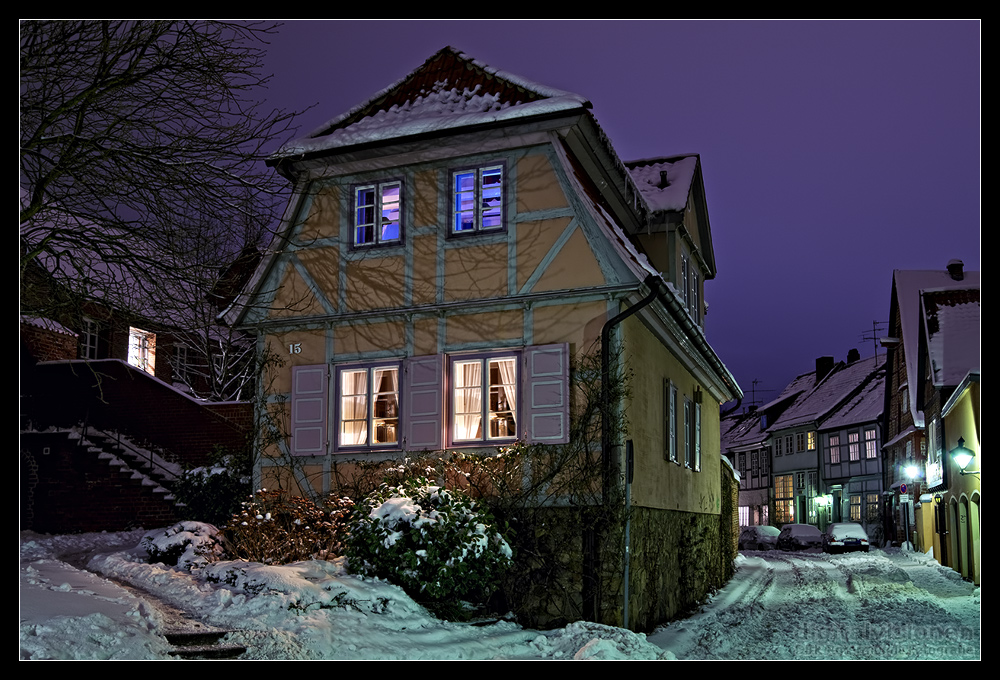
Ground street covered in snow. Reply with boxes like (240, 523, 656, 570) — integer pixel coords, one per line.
(20, 529, 979, 660)
(650, 549, 980, 660)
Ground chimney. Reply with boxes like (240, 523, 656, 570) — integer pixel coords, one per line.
(816, 356, 834, 383)
(658, 170, 670, 188)
(947, 259, 965, 281)
(847, 348, 861, 363)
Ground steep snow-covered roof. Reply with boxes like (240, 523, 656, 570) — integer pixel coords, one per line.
(891, 266, 979, 424)
(820, 365, 886, 431)
(20, 315, 76, 337)
(625, 155, 699, 213)
(720, 410, 768, 451)
(768, 356, 884, 432)
(922, 288, 980, 388)
(274, 46, 590, 158)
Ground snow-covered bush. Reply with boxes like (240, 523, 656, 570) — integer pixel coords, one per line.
(141, 521, 225, 571)
(172, 447, 252, 526)
(346, 477, 513, 605)
(224, 490, 354, 564)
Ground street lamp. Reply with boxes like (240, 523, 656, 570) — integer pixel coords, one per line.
(950, 437, 980, 476)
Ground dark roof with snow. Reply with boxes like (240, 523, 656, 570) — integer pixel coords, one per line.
(272, 46, 591, 160)
(767, 355, 884, 433)
(921, 288, 980, 388)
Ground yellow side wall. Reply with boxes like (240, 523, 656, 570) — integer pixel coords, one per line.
(622, 314, 722, 514)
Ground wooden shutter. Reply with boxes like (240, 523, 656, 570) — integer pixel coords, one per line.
(404, 354, 444, 451)
(291, 364, 327, 456)
(523, 343, 570, 445)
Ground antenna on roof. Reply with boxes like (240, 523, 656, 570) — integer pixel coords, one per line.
(747, 379, 774, 409)
(861, 320, 888, 361)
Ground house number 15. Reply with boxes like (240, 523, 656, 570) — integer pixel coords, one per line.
(288, 343, 302, 354)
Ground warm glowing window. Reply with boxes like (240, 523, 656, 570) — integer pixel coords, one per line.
(128, 327, 156, 375)
(338, 365, 399, 447)
(452, 355, 517, 442)
(807, 431, 817, 451)
(775, 474, 794, 524)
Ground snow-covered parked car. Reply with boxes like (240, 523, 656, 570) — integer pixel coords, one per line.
(823, 523, 870, 553)
(739, 525, 781, 551)
(776, 524, 823, 551)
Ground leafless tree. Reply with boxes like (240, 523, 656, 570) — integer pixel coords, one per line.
(20, 20, 299, 321)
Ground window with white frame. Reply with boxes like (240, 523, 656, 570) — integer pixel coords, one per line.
(452, 164, 503, 234)
(684, 397, 692, 468)
(664, 379, 678, 462)
(797, 432, 805, 452)
(128, 327, 156, 375)
(354, 181, 402, 247)
(848, 431, 861, 461)
(173, 344, 191, 384)
(828, 433, 841, 464)
(80, 317, 99, 360)
(694, 402, 702, 471)
(668, 381, 678, 463)
(452, 354, 518, 443)
(739, 506, 749, 526)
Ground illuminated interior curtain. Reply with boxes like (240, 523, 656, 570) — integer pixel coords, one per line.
(340, 370, 368, 446)
(454, 360, 482, 440)
(373, 367, 399, 444)
(492, 357, 517, 437)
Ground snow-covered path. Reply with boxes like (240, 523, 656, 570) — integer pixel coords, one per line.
(647, 549, 980, 660)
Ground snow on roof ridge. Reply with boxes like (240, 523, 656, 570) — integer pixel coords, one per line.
(280, 46, 589, 158)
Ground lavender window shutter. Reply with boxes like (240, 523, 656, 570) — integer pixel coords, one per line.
(291, 365, 327, 456)
(523, 343, 570, 444)
(404, 354, 444, 451)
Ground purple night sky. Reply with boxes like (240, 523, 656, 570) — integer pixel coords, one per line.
(256, 20, 980, 406)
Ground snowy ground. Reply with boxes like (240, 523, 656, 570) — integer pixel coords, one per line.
(650, 548, 980, 660)
(20, 530, 980, 660)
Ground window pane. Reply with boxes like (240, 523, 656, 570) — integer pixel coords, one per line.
(453, 360, 482, 440)
(372, 367, 398, 444)
(380, 184, 400, 242)
(340, 370, 368, 445)
(488, 357, 516, 439)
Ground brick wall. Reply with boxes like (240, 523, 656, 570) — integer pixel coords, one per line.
(21, 431, 179, 533)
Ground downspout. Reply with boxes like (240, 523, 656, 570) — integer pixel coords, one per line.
(599, 273, 663, 628)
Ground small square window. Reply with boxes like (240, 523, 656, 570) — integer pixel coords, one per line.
(354, 181, 402, 247)
(452, 164, 504, 234)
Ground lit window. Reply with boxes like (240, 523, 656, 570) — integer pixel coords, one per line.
(850, 494, 862, 521)
(849, 431, 861, 461)
(829, 433, 841, 464)
(866, 493, 879, 523)
(338, 365, 399, 448)
(354, 181, 402, 246)
(452, 354, 517, 443)
(807, 431, 817, 451)
(452, 165, 503, 234)
(775, 474, 794, 524)
(128, 327, 156, 375)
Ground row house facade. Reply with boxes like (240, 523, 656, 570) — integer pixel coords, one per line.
(915, 276, 980, 583)
(880, 261, 979, 555)
(761, 352, 885, 533)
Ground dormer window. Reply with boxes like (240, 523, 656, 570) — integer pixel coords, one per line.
(354, 181, 402, 247)
(452, 164, 504, 234)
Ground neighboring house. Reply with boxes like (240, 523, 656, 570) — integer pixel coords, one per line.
(916, 283, 980, 583)
(765, 351, 885, 533)
(720, 407, 771, 527)
(880, 260, 980, 549)
(20, 235, 259, 533)
(227, 46, 742, 629)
